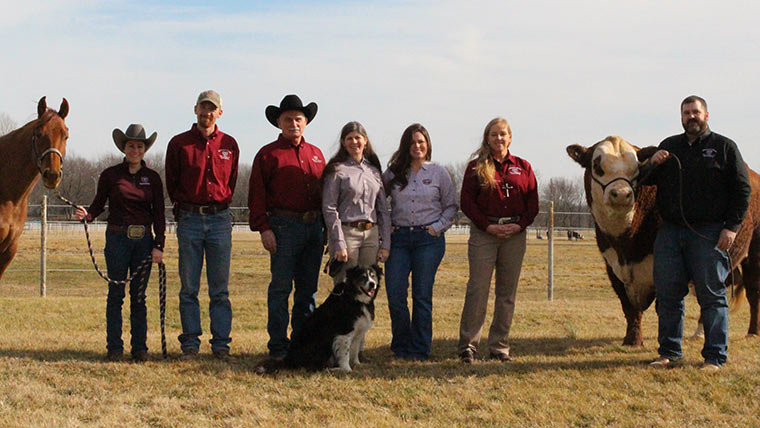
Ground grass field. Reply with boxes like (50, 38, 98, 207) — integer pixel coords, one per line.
(1, 230, 758, 427)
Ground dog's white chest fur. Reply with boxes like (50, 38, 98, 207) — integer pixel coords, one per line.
(331, 306, 373, 372)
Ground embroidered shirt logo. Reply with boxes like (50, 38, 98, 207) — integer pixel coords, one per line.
(139, 176, 151, 186)
(218, 149, 232, 160)
(702, 148, 717, 158)
(422, 179, 432, 185)
(312, 156, 323, 163)
(508, 166, 522, 175)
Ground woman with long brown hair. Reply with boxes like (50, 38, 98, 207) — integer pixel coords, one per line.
(457, 117, 538, 363)
(322, 121, 391, 278)
(383, 123, 458, 360)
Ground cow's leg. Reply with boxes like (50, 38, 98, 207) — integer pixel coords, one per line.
(689, 284, 705, 339)
(606, 264, 646, 346)
(742, 245, 760, 336)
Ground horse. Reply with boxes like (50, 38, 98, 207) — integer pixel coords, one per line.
(0, 96, 69, 279)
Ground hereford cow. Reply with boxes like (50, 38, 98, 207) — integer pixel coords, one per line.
(567, 136, 760, 345)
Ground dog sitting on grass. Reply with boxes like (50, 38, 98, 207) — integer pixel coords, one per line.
(256, 264, 382, 373)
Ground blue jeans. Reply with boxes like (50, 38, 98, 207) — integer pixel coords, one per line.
(267, 214, 324, 358)
(104, 230, 154, 356)
(176, 210, 233, 352)
(385, 228, 446, 360)
(654, 221, 730, 365)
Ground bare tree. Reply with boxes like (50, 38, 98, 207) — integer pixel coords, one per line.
(0, 112, 17, 136)
(537, 176, 590, 229)
(445, 160, 469, 224)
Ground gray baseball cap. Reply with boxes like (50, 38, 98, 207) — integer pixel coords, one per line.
(196, 90, 222, 108)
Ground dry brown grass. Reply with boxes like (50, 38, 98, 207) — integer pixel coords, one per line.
(1, 231, 758, 427)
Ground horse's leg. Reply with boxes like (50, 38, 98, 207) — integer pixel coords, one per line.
(0, 240, 19, 280)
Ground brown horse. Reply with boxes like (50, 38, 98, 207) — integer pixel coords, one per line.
(0, 96, 69, 279)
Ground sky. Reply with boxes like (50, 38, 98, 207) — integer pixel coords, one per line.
(2, 0, 759, 182)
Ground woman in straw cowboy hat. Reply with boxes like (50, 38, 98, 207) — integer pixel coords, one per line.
(75, 124, 166, 362)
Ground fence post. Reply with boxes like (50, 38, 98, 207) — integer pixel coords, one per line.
(40, 194, 47, 297)
(548, 201, 554, 301)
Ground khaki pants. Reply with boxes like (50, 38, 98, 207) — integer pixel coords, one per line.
(458, 227, 527, 356)
(334, 224, 379, 281)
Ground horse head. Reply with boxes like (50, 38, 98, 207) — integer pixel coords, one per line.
(34, 96, 69, 189)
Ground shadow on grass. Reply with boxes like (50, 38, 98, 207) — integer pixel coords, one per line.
(0, 336, 656, 378)
(172, 335, 656, 379)
(0, 348, 106, 362)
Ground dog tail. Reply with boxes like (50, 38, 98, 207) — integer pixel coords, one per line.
(254, 357, 286, 375)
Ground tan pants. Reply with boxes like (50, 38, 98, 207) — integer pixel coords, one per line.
(458, 227, 527, 356)
(334, 224, 379, 281)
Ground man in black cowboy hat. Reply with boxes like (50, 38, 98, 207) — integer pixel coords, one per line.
(165, 90, 239, 361)
(248, 94, 326, 359)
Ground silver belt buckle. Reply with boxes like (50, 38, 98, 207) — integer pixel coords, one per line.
(127, 225, 146, 240)
(497, 217, 517, 225)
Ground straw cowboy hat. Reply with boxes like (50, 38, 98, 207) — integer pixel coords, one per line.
(112, 124, 158, 153)
(265, 94, 318, 127)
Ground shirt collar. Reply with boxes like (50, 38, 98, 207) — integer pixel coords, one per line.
(120, 158, 146, 171)
(191, 123, 219, 140)
(491, 152, 515, 169)
(683, 127, 712, 146)
(276, 133, 309, 148)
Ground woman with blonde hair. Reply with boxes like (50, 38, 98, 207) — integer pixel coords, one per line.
(457, 117, 538, 363)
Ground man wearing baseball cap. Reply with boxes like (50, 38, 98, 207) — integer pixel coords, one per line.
(248, 94, 325, 359)
(165, 90, 239, 361)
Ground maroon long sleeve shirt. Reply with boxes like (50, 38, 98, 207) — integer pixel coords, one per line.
(87, 160, 166, 250)
(460, 153, 539, 232)
(248, 135, 325, 232)
(165, 124, 239, 205)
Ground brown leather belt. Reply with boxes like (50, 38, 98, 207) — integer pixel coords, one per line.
(270, 209, 320, 224)
(487, 215, 520, 225)
(346, 221, 375, 231)
(107, 224, 147, 239)
(178, 202, 229, 215)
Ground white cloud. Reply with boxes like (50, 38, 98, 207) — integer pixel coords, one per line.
(1, 1, 759, 180)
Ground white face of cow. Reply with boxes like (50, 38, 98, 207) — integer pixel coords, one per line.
(590, 138, 639, 209)
(568, 136, 641, 237)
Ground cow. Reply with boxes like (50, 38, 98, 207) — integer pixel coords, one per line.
(567, 230, 584, 240)
(567, 136, 760, 345)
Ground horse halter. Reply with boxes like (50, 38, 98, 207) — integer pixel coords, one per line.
(31, 125, 65, 174)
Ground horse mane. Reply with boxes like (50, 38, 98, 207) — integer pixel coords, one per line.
(0, 109, 58, 147)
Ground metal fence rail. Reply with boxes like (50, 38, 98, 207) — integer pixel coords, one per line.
(15, 203, 596, 297)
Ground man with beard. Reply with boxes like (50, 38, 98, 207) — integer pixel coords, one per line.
(166, 90, 239, 361)
(646, 95, 751, 371)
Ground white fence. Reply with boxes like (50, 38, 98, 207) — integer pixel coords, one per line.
(18, 201, 595, 297)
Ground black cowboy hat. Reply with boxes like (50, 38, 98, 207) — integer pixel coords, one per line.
(112, 124, 157, 153)
(265, 94, 318, 127)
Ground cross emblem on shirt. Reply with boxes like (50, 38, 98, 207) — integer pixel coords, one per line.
(502, 182, 514, 198)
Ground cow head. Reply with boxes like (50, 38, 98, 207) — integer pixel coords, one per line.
(567, 136, 658, 236)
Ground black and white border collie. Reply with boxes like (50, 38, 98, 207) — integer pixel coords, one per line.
(256, 264, 382, 373)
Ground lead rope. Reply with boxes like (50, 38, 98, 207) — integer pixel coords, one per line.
(54, 190, 168, 359)
(668, 155, 735, 299)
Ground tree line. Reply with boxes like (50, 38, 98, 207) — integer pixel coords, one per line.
(3, 114, 590, 228)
